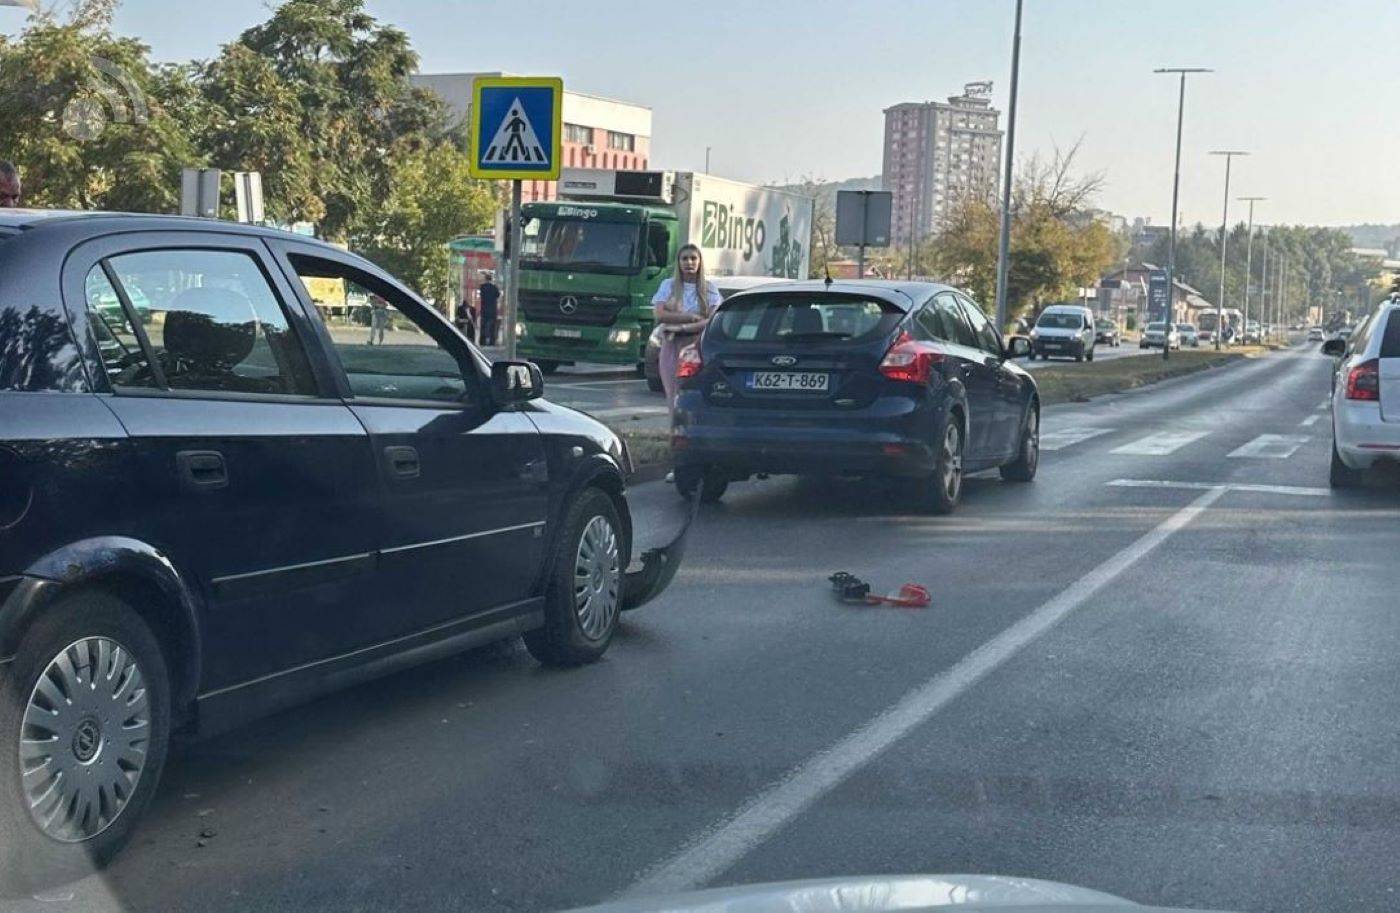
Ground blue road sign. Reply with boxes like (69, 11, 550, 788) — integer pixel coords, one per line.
(469, 76, 563, 180)
(1148, 270, 1170, 322)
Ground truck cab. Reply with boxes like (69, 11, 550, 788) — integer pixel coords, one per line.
(517, 171, 679, 373)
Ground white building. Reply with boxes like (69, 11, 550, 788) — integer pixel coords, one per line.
(410, 72, 653, 202)
(881, 83, 1004, 246)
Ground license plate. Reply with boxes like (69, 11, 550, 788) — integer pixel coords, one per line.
(746, 371, 830, 392)
(552, 328, 582, 339)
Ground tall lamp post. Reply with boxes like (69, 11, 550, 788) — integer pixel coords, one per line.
(993, 0, 1024, 333)
(1154, 67, 1212, 360)
(1239, 196, 1265, 344)
(1208, 151, 1247, 350)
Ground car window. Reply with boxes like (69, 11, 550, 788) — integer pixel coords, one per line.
(956, 294, 1004, 355)
(1380, 310, 1400, 358)
(1349, 312, 1375, 354)
(709, 293, 901, 344)
(923, 293, 978, 349)
(100, 249, 317, 396)
(83, 266, 158, 389)
(287, 253, 477, 405)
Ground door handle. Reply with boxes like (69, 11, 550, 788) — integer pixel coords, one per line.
(176, 450, 228, 491)
(384, 445, 420, 479)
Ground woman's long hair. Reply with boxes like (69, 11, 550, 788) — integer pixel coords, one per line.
(665, 243, 714, 314)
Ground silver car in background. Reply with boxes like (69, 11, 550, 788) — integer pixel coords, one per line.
(1176, 322, 1200, 347)
(1324, 300, 1400, 487)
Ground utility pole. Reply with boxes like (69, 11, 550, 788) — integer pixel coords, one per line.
(993, 0, 1024, 333)
(1261, 227, 1269, 342)
(1238, 197, 1265, 345)
(1208, 151, 1247, 350)
(1155, 67, 1212, 360)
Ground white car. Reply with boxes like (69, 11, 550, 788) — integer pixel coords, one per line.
(1176, 323, 1200, 347)
(1325, 300, 1400, 487)
(1308, 326, 1324, 341)
(1029, 304, 1097, 362)
(1140, 322, 1181, 350)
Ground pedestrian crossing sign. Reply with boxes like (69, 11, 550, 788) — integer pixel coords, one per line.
(469, 76, 563, 180)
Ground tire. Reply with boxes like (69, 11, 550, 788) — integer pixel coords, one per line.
(1086, 347, 1095, 363)
(533, 360, 559, 375)
(1001, 403, 1039, 482)
(0, 591, 172, 893)
(634, 363, 646, 378)
(675, 464, 728, 503)
(1140, 342, 1148, 350)
(915, 417, 964, 514)
(1074, 349, 1084, 363)
(645, 374, 664, 393)
(1329, 439, 1363, 489)
(524, 488, 624, 666)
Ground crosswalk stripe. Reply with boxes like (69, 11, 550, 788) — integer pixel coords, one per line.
(1039, 427, 1115, 452)
(1228, 434, 1311, 459)
(1111, 430, 1209, 456)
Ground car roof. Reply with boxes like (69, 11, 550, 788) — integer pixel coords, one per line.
(0, 208, 348, 253)
(720, 279, 959, 313)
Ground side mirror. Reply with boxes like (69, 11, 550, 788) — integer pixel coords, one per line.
(1321, 338, 1347, 358)
(1005, 335, 1032, 359)
(491, 360, 544, 406)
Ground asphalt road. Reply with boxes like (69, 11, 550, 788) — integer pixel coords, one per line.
(20, 342, 1400, 913)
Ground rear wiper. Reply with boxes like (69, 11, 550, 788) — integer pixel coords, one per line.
(779, 331, 853, 341)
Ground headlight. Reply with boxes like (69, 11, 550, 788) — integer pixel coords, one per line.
(609, 329, 633, 345)
(515, 322, 526, 338)
(1029, 329, 1038, 339)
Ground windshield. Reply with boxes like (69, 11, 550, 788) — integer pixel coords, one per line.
(520, 216, 641, 273)
(10, 5, 1400, 913)
(1036, 312, 1084, 329)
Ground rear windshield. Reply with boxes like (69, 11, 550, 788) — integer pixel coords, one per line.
(709, 293, 903, 344)
(1036, 312, 1084, 329)
(1177, 324, 1196, 331)
(1380, 311, 1400, 358)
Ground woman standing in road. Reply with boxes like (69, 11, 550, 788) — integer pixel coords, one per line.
(653, 243, 721, 412)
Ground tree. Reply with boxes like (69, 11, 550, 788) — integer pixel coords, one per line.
(0, 0, 200, 212)
(351, 142, 496, 303)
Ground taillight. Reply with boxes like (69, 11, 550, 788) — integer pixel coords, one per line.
(676, 344, 703, 379)
(879, 331, 942, 385)
(1346, 359, 1380, 401)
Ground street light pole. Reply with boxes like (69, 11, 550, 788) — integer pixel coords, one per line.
(993, 0, 1024, 333)
(704, 146, 711, 173)
(1155, 67, 1212, 361)
(1238, 196, 1265, 346)
(1208, 151, 1247, 350)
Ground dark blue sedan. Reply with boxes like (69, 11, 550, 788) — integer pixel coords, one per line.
(671, 281, 1039, 513)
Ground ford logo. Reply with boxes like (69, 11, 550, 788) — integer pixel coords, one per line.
(770, 355, 798, 367)
(559, 295, 579, 315)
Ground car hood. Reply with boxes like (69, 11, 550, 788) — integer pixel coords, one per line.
(565, 875, 1239, 913)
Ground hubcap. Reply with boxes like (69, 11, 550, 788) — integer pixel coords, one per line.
(943, 423, 963, 501)
(574, 515, 620, 641)
(1025, 410, 1040, 470)
(19, 637, 151, 843)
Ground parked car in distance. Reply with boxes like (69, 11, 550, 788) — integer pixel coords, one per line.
(1243, 321, 1263, 344)
(671, 280, 1040, 513)
(1140, 322, 1181, 350)
(1323, 299, 1400, 487)
(0, 210, 685, 889)
(644, 276, 786, 393)
(1094, 318, 1121, 347)
(1308, 326, 1325, 341)
(1176, 323, 1200, 347)
(1028, 304, 1096, 362)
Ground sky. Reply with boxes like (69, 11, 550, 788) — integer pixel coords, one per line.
(6, 0, 1397, 228)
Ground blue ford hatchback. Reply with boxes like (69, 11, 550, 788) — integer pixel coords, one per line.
(671, 280, 1039, 512)
(0, 210, 684, 889)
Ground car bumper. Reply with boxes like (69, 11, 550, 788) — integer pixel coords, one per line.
(1333, 401, 1400, 469)
(672, 394, 946, 478)
(1032, 339, 1085, 356)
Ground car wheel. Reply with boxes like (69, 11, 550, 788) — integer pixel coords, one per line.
(916, 418, 963, 514)
(645, 374, 664, 393)
(675, 465, 728, 503)
(1000, 404, 1039, 483)
(634, 362, 646, 378)
(533, 360, 559, 375)
(1086, 347, 1095, 363)
(524, 488, 623, 666)
(0, 590, 172, 892)
(1329, 440, 1363, 489)
(1074, 349, 1084, 363)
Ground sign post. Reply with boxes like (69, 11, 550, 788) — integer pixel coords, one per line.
(469, 76, 563, 360)
(835, 190, 892, 279)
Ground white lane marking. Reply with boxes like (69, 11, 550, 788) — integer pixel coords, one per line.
(1107, 478, 1330, 497)
(554, 379, 648, 388)
(623, 487, 1226, 898)
(1038, 426, 1115, 452)
(1300, 414, 1321, 427)
(585, 406, 670, 419)
(1111, 430, 1209, 456)
(1228, 434, 1311, 459)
